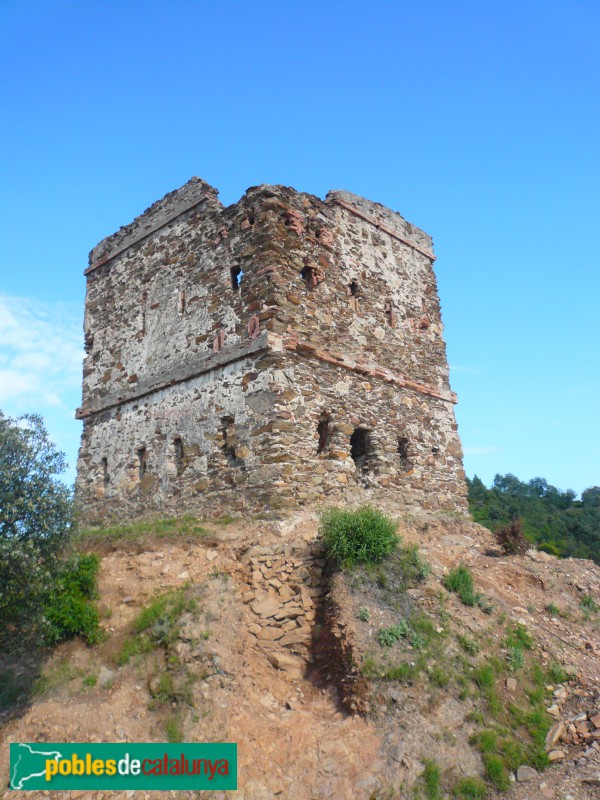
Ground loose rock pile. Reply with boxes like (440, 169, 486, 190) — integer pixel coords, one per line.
(544, 684, 600, 766)
(241, 544, 325, 678)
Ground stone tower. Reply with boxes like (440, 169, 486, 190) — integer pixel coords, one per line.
(75, 178, 467, 522)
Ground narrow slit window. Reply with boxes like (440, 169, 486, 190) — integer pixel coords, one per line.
(174, 437, 184, 476)
(140, 291, 147, 335)
(137, 447, 147, 480)
(349, 280, 359, 296)
(230, 266, 243, 290)
(317, 417, 331, 454)
(101, 457, 109, 487)
(398, 437, 411, 471)
(385, 297, 395, 327)
(178, 290, 186, 316)
(221, 417, 245, 468)
(300, 266, 316, 289)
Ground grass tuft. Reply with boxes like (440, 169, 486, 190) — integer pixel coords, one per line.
(117, 589, 196, 665)
(452, 776, 487, 799)
(75, 515, 208, 551)
(320, 506, 399, 566)
(580, 594, 599, 612)
(419, 759, 441, 799)
(482, 754, 509, 792)
(443, 564, 479, 606)
(378, 621, 410, 647)
(506, 646, 525, 671)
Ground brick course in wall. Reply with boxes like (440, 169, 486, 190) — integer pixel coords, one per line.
(75, 177, 467, 522)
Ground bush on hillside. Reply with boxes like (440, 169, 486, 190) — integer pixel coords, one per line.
(496, 517, 528, 555)
(0, 411, 101, 650)
(45, 554, 102, 645)
(320, 505, 399, 566)
(444, 564, 479, 606)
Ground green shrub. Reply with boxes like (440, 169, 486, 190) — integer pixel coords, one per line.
(545, 603, 560, 616)
(457, 634, 480, 655)
(527, 686, 545, 705)
(547, 661, 570, 684)
(506, 646, 525, 671)
(471, 729, 497, 753)
(443, 564, 479, 606)
(473, 664, 495, 690)
(485, 688, 502, 715)
(478, 598, 495, 615)
(429, 666, 450, 688)
(419, 759, 441, 799)
(45, 554, 102, 645)
(165, 715, 184, 743)
(505, 623, 534, 650)
(482, 754, 509, 791)
(398, 543, 430, 582)
(452, 777, 487, 799)
(357, 606, 370, 622)
(360, 656, 379, 677)
(580, 594, 599, 612)
(320, 506, 399, 565)
(382, 663, 418, 682)
(0, 412, 74, 651)
(378, 620, 410, 647)
(499, 737, 525, 770)
(118, 589, 195, 665)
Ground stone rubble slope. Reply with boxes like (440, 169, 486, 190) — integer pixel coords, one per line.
(0, 511, 598, 800)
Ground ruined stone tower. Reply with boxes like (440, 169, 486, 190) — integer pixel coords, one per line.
(75, 178, 467, 522)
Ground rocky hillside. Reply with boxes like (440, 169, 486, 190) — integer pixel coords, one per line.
(1, 510, 599, 799)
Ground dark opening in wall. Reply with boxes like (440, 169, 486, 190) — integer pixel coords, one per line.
(101, 457, 109, 487)
(349, 280, 359, 296)
(178, 291, 186, 316)
(221, 417, 245, 468)
(317, 417, 331, 454)
(398, 437, 411, 471)
(137, 447, 147, 480)
(350, 428, 372, 473)
(230, 266, 243, 290)
(300, 266, 316, 289)
(174, 437, 184, 476)
(385, 297, 394, 327)
(140, 291, 147, 336)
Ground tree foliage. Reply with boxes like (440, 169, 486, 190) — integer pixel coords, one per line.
(467, 473, 600, 565)
(0, 412, 75, 650)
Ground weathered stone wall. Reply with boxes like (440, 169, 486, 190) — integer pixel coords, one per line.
(76, 178, 467, 522)
(76, 347, 291, 520)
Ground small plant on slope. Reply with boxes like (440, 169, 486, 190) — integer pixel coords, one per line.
(320, 506, 399, 566)
(378, 620, 410, 647)
(443, 564, 479, 606)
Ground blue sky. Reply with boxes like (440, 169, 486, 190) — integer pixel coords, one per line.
(0, 0, 598, 494)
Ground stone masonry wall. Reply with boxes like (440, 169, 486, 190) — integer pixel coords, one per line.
(76, 178, 467, 523)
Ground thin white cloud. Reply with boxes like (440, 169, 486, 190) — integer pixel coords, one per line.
(450, 364, 480, 374)
(0, 294, 83, 413)
(464, 446, 498, 456)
